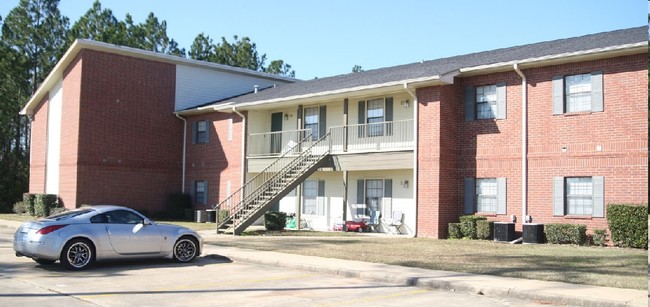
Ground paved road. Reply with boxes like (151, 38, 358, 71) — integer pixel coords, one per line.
(0, 227, 568, 307)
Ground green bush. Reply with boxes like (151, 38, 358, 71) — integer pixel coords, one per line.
(23, 193, 35, 216)
(606, 203, 647, 249)
(591, 229, 608, 247)
(33, 194, 59, 217)
(545, 223, 587, 245)
(166, 193, 193, 220)
(476, 220, 494, 240)
(459, 215, 487, 239)
(447, 223, 462, 239)
(218, 209, 230, 224)
(264, 211, 287, 231)
(13, 201, 26, 214)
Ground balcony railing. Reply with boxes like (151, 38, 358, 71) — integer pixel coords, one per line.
(247, 120, 414, 157)
(329, 119, 414, 153)
(248, 129, 312, 157)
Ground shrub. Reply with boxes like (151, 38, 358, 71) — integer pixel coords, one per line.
(459, 215, 487, 239)
(33, 194, 59, 217)
(218, 209, 229, 224)
(447, 223, 462, 239)
(166, 193, 193, 220)
(545, 223, 587, 245)
(13, 201, 26, 215)
(264, 211, 287, 231)
(476, 220, 494, 240)
(23, 193, 36, 216)
(591, 229, 608, 247)
(606, 203, 647, 249)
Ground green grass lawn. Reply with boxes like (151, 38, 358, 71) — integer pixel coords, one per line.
(206, 229, 648, 290)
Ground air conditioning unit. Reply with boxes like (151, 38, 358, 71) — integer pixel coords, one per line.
(494, 222, 515, 242)
(523, 223, 545, 244)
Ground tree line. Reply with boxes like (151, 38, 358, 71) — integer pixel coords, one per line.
(0, 0, 296, 212)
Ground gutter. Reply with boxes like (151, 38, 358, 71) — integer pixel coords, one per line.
(174, 113, 188, 193)
(403, 83, 418, 238)
(232, 107, 247, 188)
(513, 63, 528, 223)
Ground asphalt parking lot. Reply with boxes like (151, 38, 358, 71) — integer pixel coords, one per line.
(0, 227, 570, 306)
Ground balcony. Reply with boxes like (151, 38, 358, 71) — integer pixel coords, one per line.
(247, 120, 414, 157)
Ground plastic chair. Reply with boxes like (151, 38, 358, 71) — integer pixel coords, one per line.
(386, 211, 403, 234)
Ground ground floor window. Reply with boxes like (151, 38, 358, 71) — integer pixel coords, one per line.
(565, 177, 593, 215)
(302, 180, 324, 216)
(194, 181, 208, 205)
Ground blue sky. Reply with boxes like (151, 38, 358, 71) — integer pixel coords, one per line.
(0, 1, 647, 79)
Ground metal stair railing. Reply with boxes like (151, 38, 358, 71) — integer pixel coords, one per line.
(216, 131, 331, 233)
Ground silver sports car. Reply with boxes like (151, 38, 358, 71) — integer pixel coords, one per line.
(13, 205, 203, 270)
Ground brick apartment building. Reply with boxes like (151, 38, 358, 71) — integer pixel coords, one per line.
(21, 26, 648, 238)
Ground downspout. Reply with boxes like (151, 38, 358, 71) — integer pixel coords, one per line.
(513, 63, 528, 223)
(404, 83, 418, 238)
(232, 107, 247, 188)
(174, 113, 187, 193)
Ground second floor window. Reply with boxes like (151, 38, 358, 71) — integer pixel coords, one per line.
(304, 106, 319, 141)
(194, 120, 209, 144)
(565, 74, 592, 113)
(366, 99, 385, 137)
(476, 85, 497, 119)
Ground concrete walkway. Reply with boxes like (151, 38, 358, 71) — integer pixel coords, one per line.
(2, 218, 646, 307)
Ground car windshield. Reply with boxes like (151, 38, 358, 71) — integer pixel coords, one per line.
(44, 208, 94, 221)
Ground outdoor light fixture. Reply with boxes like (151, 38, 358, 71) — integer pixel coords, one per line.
(401, 99, 410, 108)
(400, 180, 409, 188)
(284, 114, 289, 120)
(510, 215, 517, 223)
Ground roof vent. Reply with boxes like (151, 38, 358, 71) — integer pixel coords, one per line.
(254, 85, 259, 93)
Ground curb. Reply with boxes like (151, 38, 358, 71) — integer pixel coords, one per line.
(203, 244, 647, 307)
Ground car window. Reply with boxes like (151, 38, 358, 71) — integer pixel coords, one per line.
(90, 214, 108, 223)
(45, 208, 94, 221)
(105, 210, 143, 224)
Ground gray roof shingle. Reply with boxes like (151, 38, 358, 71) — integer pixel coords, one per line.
(206, 26, 647, 107)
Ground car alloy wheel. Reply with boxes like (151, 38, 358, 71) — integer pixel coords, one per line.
(173, 237, 198, 262)
(61, 239, 94, 270)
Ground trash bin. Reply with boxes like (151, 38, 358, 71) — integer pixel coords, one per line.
(205, 209, 216, 223)
(194, 210, 206, 223)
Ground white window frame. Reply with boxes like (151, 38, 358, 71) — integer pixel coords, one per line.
(302, 180, 324, 216)
(565, 74, 592, 113)
(366, 98, 385, 137)
(565, 177, 593, 215)
(303, 106, 320, 141)
(195, 180, 207, 204)
(196, 120, 208, 144)
(476, 85, 497, 119)
(476, 178, 497, 213)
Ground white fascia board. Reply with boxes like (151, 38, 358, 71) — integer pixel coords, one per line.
(215, 74, 448, 111)
(459, 42, 647, 74)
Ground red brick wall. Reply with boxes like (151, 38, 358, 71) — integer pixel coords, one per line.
(416, 85, 461, 238)
(457, 71, 524, 228)
(185, 112, 244, 209)
(416, 53, 647, 238)
(525, 54, 648, 232)
(28, 95, 49, 193)
(72, 49, 182, 213)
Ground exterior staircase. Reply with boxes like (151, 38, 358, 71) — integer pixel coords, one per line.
(215, 132, 331, 235)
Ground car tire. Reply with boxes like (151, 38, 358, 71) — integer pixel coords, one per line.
(173, 236, 199, 263)
(34, 258, 56, 265)
(60, 238, 95, 270)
